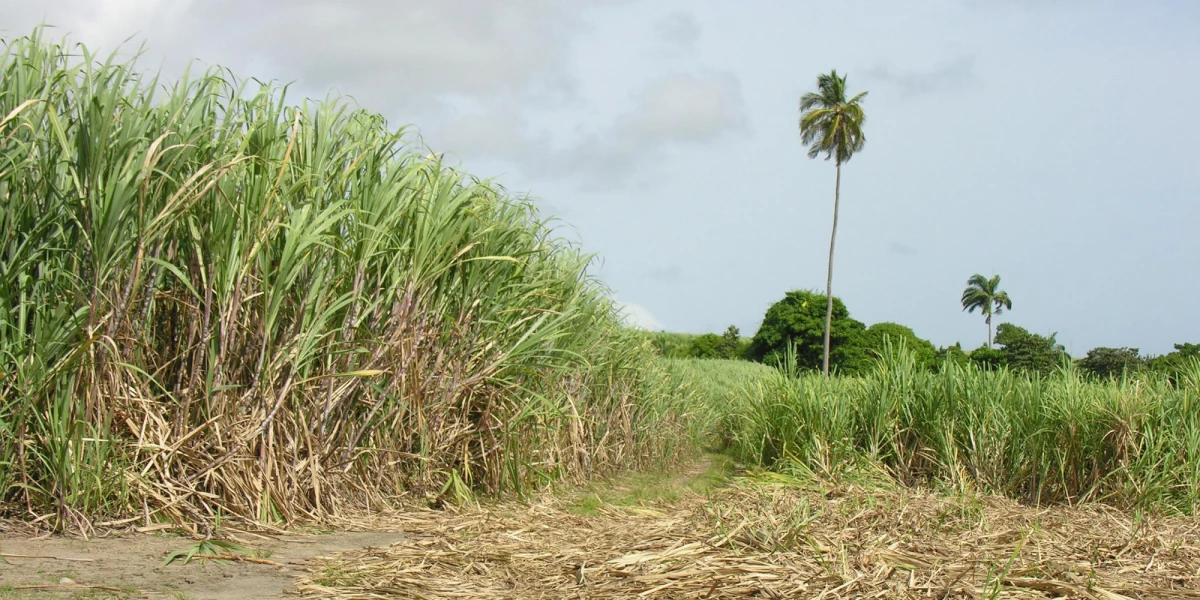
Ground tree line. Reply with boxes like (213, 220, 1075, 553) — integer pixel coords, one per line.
(645, 284, 1197, 382)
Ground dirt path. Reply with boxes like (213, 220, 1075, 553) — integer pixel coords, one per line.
(4, 459, 1200, 599)
(0, 460, 722, 599)
(0, 528, 406, 599)
(0, 460, 721, 599)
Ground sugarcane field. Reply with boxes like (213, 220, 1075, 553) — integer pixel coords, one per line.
(2, 4, 1199, 599)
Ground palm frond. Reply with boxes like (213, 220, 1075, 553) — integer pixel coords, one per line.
(797, 70, 867, 164)
(798, 92, 829, 113)
(961, 274, 1011, 320)
(995, 291, 1013, 311)
(966, 274, 991, 290)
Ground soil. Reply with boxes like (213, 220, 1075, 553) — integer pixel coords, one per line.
(0, 529, 405, 599)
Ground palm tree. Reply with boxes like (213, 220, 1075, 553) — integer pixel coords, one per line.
(961, 274, 1012, 348)
(799, 70, 868, 377)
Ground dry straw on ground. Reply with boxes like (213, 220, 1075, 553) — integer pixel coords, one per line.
(295, 475, 1200, 599)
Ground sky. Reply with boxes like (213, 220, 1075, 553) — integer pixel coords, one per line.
(2, 0, 1198, 356)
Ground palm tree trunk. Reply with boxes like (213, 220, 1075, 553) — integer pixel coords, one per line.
(822, 162, 842, 377)
(986, 315, 993, 348)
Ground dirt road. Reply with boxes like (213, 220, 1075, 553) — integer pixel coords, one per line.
(4, 460, 1200, 599)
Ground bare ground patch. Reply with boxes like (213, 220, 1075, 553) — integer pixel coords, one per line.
(0, 528, 405, 599)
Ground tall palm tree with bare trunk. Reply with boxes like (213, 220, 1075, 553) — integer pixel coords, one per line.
(961, 274, 1012, 348)
(799, 70, 867, 377)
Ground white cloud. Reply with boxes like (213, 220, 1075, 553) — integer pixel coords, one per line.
(0, 2, 744, 188)
(1, 0, 585, 110)
(422, 102, 547, 164)
(654, 12, 700, 53)
(424, 70, 748, 189)
(615, 300, 664, 331)
(531, 71, 748, 188)
(645, 264, 683, 282)
(233, 0, 584, 110)
(615, 72, 747, 144)
(862, 56, 977, 98)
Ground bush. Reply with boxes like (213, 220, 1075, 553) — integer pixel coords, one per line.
(1147, 343, 1200, 384)
(748, 290, 867, 374)
(644, 326, 749, 360)
(1078, 347, 1144, 380)
(859, 323, 937, 370)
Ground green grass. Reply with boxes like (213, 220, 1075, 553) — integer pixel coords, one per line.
(566, 472, 686, 515)
(658, 358, 779, 450)
(686, 454, 736, 494)
(642, 331, 702, 358)
(564, 453, 736, 515)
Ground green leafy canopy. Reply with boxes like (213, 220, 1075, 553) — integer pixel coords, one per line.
(748, 290, 867, 374)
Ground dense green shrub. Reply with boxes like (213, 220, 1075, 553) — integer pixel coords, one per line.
(747, 290, 867, 373)
(1078, 347, 1144, 379)
(859, 322, 937, 370)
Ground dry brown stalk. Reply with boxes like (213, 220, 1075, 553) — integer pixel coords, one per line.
(12, 584, 131, 593)
(188, 553, 286, 567)
(0, 552, 95, 562)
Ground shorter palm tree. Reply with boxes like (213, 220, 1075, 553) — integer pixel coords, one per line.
(961, 274, 1012, 348)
